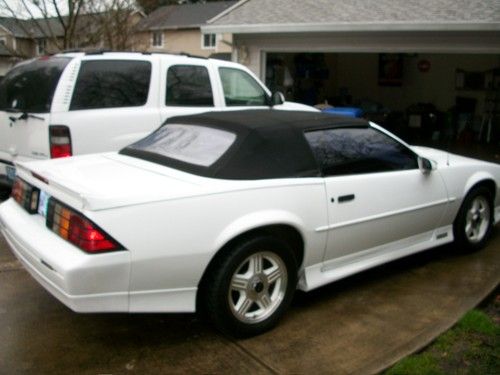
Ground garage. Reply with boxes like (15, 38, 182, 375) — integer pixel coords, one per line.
(264, 52, 500, 144)
(203, 0, 500, 149)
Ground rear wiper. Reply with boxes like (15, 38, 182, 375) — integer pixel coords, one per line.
(8, 111, 45, 122)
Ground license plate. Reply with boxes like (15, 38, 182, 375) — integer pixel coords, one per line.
(6, 165, 15, 181)
(38, 190, 50, 217)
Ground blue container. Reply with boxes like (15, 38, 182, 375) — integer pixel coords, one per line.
(322, 107, 363, 118)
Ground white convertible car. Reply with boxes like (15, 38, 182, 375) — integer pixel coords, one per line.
(0, 110, 498, 337)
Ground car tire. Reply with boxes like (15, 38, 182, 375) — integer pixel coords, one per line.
(202, 235, 298, 338)
(453, 186, 494, 252)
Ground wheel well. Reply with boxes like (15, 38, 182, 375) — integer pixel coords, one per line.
(468, 179, 496, 202)
(196, 224, 304, 311)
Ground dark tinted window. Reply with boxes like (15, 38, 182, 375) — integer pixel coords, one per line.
(70, 60, 151, 110)
(0, 57, 71, 113)
(305, 127, 418, 176)
(166, 65, 214, 106)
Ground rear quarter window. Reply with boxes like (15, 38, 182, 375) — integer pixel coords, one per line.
(70, 60, 151, 110)
(0, 57, 70, 113)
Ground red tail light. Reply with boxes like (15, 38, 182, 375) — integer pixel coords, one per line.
(11, 177, 40, 214)
(46, 198, 124, 253)
(49, 125, 72, 158)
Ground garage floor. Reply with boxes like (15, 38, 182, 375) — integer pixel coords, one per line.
(0, 224, 498, 374)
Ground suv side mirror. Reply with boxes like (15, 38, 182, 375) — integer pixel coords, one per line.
(271, 91, 285, 106)
(418, 156, 435, 174)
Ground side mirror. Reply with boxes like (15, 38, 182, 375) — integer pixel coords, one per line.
(271, 91, 285, 107)
(418, 156, 435, 174)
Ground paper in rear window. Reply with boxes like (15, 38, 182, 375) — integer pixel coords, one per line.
(128, 124, 236, 167)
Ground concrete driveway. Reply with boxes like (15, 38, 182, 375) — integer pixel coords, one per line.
(0, 223, 498, 374)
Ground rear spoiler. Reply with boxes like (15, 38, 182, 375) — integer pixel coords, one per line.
(14, 162, 88, 211)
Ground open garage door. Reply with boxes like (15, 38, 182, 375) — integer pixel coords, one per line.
(265, 52, 500, 149)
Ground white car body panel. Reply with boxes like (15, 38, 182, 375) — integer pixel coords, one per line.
(1, 122, 499, 313)
(0, 199, 130, 312)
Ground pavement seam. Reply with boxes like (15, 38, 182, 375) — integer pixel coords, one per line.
(224, 338, 281, 375)
(0, 260, 23, 273)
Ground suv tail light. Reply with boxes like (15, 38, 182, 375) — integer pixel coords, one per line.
(46, 198, 124, 254)
(49, 125, 72, 158)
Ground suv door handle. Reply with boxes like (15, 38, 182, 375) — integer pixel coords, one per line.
(338, 194, 355, 203)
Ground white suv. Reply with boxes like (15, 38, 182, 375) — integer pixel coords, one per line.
(0, 52, 314, 193)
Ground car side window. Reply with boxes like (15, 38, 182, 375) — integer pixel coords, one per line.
(166, 65, 214, 107)
(70, 60, 151, 110)
(305, 127, 418, 176)
(219, 67, 268, 106)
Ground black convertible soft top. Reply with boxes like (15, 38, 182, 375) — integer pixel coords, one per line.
(120, 109, 369, 180)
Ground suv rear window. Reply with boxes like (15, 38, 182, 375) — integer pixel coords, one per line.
(0, 57, 71, 113)
(70, 60, 151, 110)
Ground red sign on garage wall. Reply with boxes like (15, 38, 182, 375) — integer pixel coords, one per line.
(418, 59, 431, 73)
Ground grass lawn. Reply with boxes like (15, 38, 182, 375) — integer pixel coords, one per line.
(384, 290, 500, 375)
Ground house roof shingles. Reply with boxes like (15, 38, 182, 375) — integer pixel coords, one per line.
(206, 0, 500, 32)
(0, 16, 64, 38)
(138, 1, 237, 31)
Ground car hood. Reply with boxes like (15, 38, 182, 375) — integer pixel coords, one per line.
(16, 153, 228, 211)
(412, 146, 493, 168)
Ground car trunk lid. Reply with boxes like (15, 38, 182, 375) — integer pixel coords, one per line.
(15, 153, 210, 211)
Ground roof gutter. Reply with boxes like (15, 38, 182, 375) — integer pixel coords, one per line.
(202, 21, 500, 34)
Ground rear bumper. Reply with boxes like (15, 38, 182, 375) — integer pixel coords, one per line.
(0, 199, 130, 312)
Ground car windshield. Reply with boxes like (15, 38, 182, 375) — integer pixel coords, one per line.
(0, 56, 71, 113)
(127, 124, 237, 167)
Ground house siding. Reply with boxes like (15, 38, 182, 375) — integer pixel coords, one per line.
(137, 29, 232, 57)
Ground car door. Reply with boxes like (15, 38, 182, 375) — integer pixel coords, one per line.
(159, 62, 219, 123)
(305, 125, 449, 263)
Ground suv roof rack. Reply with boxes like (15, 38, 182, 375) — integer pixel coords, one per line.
(140, 51, 207, 60)
(58, 49, 209, 59)
(59, 48, 113, 55)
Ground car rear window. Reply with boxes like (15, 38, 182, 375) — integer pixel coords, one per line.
(70, 60, 151, 110)
(0, 56, 71, 113)
(127, 124, 236, 167)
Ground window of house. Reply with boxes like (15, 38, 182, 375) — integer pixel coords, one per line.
(152, 31, 163, 47)
(0, 37, 6, 46)
(202, 33, 216, 49)
(166, 65, 214, 106)
(70, 60, 151, 110)
(219, 67, 268, 106)
(36, 39, 47, 55)
(304, 127, 418, 176)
